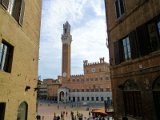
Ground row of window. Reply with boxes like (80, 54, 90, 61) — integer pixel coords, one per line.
(69, 97, 107, 101)
(71, 76, 110, 82)
(85, 68, 104, 73)
(0, 0, 25, 25)
(115, 0, 150, 19)
(71, 88, 110, 92)
(86, 77, 109, 81)
(114, 15, 160, 65)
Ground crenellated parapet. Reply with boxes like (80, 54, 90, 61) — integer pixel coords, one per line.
(83, 57, 107, 66)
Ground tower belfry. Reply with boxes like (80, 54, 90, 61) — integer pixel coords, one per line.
(61, 21, 72, 81)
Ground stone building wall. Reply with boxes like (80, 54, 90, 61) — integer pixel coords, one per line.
(63, 59, 111, 93)
(61, 58, 112, 103)
(105, 0, 160, 120)
(0, 0, 41, 120)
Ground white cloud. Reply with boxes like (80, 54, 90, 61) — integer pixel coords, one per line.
(71, 19, 109, 75)
(89, 0, 105, 16)
(39, 0, 108, 79)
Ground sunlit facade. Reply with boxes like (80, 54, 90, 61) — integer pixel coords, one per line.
(57, 22, 112, 104)
(0, 0, 41, 119)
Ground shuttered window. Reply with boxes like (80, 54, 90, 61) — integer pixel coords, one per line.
(114, 40, 124, 65)
(0, 0, 25, 26)
(129, 31, 140, 59)
(115, 0, 125, 18)
(119, 40, 124, 62)
(113, 16, 160, 66)
(148, 22, 160, 51)
(114, 41, 119, 65)
(12, 0, 22, 23)
(136, 24, 151, 56)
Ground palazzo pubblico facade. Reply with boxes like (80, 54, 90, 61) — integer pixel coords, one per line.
(38, 22, 112, 105)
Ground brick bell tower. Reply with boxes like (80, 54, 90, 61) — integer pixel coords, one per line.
(61, 21, 72, 81)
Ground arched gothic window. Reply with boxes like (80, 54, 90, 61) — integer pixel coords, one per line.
(17, 102, 28, 120)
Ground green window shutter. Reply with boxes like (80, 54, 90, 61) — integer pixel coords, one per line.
(19, 0, 25, 26)
(1, 0, 9, 9)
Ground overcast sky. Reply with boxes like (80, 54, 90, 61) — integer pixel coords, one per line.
(39, 0, 109, 79)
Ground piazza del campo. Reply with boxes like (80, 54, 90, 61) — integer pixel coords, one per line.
(0, 0, 160, 120)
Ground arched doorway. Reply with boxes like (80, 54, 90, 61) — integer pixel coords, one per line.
(17, 101, 28, 120)
(152, 76, 160, 119)
(59, 91, 65, 102)
(122, 80, 142, 117)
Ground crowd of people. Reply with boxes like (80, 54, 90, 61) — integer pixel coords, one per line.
(36, 103, 111, 120)
(53, 111, 68, 120)
(36, 111, 86, 120)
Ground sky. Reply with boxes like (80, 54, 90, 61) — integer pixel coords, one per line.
(39, 0, 109, 80)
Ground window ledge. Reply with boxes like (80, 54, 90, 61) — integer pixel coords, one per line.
(116, 13, 126, 23)
(0, 70, 11, 76)
(112, 50, 160, 68)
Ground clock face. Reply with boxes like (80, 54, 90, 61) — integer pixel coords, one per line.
(63, 72, 67, 77)
(91, 68, 96, 73)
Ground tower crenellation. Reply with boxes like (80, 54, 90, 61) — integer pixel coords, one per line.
(63, 21, 70, 34)
(83, 58, 107, 66)
(61, 21, 72, 45)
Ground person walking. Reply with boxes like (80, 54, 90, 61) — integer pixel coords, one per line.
(57, 116, 60, 120)
(36, 115, 41, 120)
(89, 111, 91, 117)
(71, 111, 74, 120)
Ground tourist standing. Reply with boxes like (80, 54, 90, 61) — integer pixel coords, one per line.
(36, 115, 41, 120)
